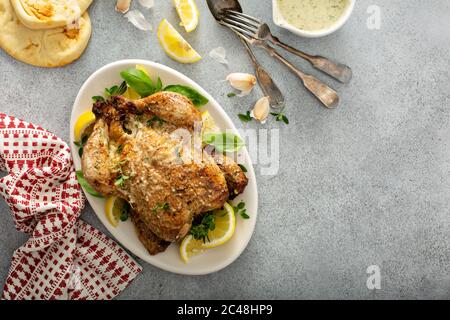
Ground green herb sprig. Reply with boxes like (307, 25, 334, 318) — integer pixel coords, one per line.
(119, 201, 131, 222)
(270, 112, 289, 124)
(238, 164, 248, 173)
(233, 201, 249, 219)
(105, 81, 127, 97)
(202, 132, 245, 153)
(73, 134, 89, 157)
(120, 68, 156, 97)
(189, 213, 216, 243)
(164, 85, 209, 107)
(238, 111, 252, 123)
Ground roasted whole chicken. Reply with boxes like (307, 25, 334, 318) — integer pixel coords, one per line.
(82, 92, 248, 254)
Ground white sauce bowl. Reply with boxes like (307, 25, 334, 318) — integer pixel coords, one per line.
(272, 0, 356, 38)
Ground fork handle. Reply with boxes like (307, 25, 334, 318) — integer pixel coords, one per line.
(270, 36, 353, 84)
(238, 36, 285, 109)
(261, 43, 339, 109)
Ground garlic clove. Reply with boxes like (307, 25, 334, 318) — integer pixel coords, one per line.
(226, 73, 257, 94)
(116, 0, 132, 14)
(251, 96, 270, 123)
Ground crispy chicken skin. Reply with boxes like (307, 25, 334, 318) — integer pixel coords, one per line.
(82, 92, 248, 252)
(131, 210, 170, 255)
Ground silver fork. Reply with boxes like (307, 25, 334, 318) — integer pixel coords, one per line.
(222, 10, 353, 84)
(231, 30, 339, 109)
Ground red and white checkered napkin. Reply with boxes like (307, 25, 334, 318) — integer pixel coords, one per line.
(0, 113, 142, 300)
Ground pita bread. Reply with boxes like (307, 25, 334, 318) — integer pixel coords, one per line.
(0, 0, 92, 68)
(10, 0, 93, 30)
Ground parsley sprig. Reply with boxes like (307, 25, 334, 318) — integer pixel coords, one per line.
(233, 201, 249, 219)
(119, 201, 131, 222)
(189, 213, 216, 243)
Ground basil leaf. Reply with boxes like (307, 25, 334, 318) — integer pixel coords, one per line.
(163, 85, 209, 107)
(105, 85, 118, 97)
(155, 77, 163, 92)
(92, 96, 105, 102)
(76, 170, 103, 198)
(238, 111, 252, 123)
(238, 164, 248, 172)
(203, 133, 245, 153)
(120, 68, 155, 97)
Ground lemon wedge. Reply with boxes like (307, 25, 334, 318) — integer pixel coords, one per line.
(157, 19, 201, 64)
(105, 196, 130, 227)
(201, 203, 236, 249)
(74, 111, 95, 143)
(173, 0, 199, 32)
(180, 203, 235, 263)
(179, 235, 205, 263)
(136, 64, 150, 75)
(201, 110, 220, 138)
(123, 87, 141, 100)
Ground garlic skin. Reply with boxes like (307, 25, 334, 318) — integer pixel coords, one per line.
(209, 47, 228, 65)
(138, 0, 154, 9)
(251, 96, 270, 123)
(226, 73, 257, 96)
(124, 10, 153, 31)
(116, 0, 132, 14)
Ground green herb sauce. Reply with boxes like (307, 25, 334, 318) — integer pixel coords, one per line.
(277, 0, 349, 32)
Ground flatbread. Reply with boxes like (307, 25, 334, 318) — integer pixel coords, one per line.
(0, 0, 92, 68)
(10, 0, 93, 30)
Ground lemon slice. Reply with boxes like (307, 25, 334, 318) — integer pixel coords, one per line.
(157, 19, 201, 64)
(201, 110, 220, 138)
(180, 203, 235, 263)
(105, 196, 130, 227)
(179, 235, 205, 263)
(201, 202, 235, 249)
(74, 111, 96, 143)
(173, 0, 200, 32)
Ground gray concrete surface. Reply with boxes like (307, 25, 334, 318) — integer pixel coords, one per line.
(0, 0, 449, 299)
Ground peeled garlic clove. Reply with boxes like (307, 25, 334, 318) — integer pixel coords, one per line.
(226, 73, 257, 94)
(251, 96, 270, 123)
(116, 0, 132, 13)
